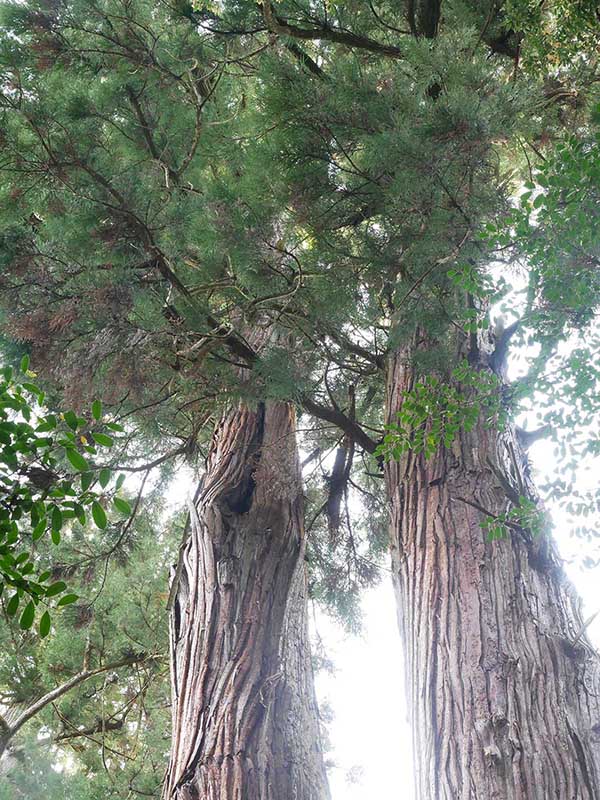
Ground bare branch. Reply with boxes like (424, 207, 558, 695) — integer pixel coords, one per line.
(301, 395, 379, 454)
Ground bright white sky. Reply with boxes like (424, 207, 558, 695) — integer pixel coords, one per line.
(315, 583, 413, 799)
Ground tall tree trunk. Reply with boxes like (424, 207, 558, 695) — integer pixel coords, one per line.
(384, 338, 600, 800)
(163, 401, 330, 800)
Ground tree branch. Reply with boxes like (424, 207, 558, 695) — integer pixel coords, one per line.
(283, 40, 327, 79)
(515, 425, 552, 450)
(489, 318, 521, 374)
(300, 395, 379, 454)
(95, 443, 188, 474)
(261, 0, 403, 58)
(0, 653, 152, 758)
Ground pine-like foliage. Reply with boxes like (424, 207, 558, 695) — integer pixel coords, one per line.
(0, 497, 174, 798)
(1, 0, 600, 794)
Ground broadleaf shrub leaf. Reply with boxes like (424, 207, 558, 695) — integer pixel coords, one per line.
(19, 600, 35, 630)
(92, 501, 107, 530)
(66, 448, 90, 472)
(113, 497, 132, 515)
(39, 610, 51, 638)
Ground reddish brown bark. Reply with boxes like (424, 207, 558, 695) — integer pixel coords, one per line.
(385, 341, 600, 800)
(163, 401, 330, 800)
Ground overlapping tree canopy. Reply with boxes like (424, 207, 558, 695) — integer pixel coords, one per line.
(0, 0, 599, 794)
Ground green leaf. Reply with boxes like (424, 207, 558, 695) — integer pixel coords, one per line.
(39, 610, 51, 638)
(6, 593, 19, 616)
(46, 581, 67, 598)
(74, 504, 86, 525)
(91, 432, 114, 448)
(65, 447, 90, 472)
(63, 411, 79, 431)
(51, 528, 61, 545)
(57, 593, 78, 607)
(36, 416, 57, 432)
(99, 468, 111, 488)
(51, 506, 63, 533)
(115, 473, 126, 491)
(20, 354, 30, 373)
(92, 399, 103, 421)
(32, 518, 47, 541)
(113, 497, 132, 515)
(19, 600, 35, 630)
(80, 472, 94, 492)
(92, 501, 107, 530)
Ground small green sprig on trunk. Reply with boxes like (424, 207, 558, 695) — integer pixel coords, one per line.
(376, 361, 504, 461)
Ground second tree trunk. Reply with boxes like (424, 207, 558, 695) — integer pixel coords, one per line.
(385, 344, 600, 800)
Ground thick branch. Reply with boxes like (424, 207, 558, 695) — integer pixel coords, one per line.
(283, 41, 327, 79)
(301, 395, 379, 454)
(515, 425, 552, 450)
(407, 0, 442, 38)
(0, 653, 150, 758)
(262, 0, 403, 58)
(55, 715, 125, 742)
(323, 326, 385, 368)
(204, 314, 259, 364)
(95, 443, 188, 474)
(125, 87, 166, 166)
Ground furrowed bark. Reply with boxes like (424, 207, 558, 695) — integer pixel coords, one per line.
(163, 400, 330, 800)
(384, 338, 600, 800)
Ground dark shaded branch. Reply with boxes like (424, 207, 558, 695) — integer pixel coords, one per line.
(368, 0, 411, 35)
(489, 318, 521, 374)
(301, 395, 379, 454)
(204, 314, 258, 364)
(125, 86, 177, 185)
(56, 715, 125, 742)
(516, 425, 552, 450)
(283, 41, 327, 79)
(323, 326, 385, 368)
(261, 0, 403, 58)
(95, 443, 188, 474)
(485, 29, 521, 58)
(326, 390, 355, 534)
(408, 0, 442, 39)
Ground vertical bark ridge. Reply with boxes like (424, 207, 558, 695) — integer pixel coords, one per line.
(385, 343, 600, 800)
(164, 401, 330, 800)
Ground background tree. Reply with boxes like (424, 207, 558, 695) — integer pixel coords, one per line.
(165, 395, 330, 799)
